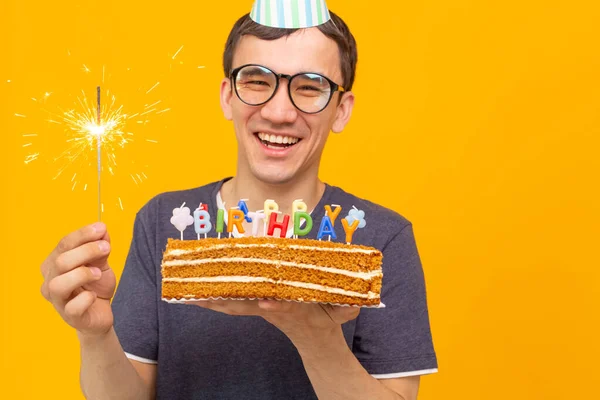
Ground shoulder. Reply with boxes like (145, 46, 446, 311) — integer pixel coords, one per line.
(326, 184, 412, 248)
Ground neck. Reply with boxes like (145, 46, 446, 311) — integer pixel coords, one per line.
(220, 172, 325, 216)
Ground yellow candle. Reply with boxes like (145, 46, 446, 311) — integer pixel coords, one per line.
(325, 204, 342, 226)
(264, 199, 279, 221)
(292, 199, 307, 215)
(341, 218, 359, 244)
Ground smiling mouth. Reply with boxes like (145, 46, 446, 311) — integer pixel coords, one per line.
(255, 132, 301, 149)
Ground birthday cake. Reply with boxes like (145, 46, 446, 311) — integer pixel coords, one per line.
(161, 200, 384, 307)
(161, 236, 383, 307)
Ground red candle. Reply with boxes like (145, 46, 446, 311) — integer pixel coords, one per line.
(267, 212, 290, 238)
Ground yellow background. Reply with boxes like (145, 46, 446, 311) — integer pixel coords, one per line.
(1, 0, 598, 398)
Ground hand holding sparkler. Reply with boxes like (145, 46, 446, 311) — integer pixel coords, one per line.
(40, 222, 116, 337)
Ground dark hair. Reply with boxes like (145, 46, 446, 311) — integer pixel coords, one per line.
(223, 12, 358, 91)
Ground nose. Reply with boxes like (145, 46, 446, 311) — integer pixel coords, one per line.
(260, 80, 298, 124)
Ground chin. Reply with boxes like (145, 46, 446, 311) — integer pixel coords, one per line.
(249, 163, 298, 185)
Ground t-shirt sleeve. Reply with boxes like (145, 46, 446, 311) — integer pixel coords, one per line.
(111, 207, 160, 363)
(352, 223, 438, 377)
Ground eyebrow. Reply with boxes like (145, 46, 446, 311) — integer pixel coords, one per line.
(242, 67, 271, 76)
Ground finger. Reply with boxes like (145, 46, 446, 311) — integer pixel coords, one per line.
(189, 301, 216, 309)
(54, 240, 111, 276)
(40, 281, 50, 301)
(48, 266, 102, 307)
(190, 299, 261, 316)
(42, 223, 107, 280)
(332, 305, 360, 323)
(257, 299, 287, 312)
(51, 222, 108, 260)
(64, 290, 96, 320)
(102, 229, 111, 245)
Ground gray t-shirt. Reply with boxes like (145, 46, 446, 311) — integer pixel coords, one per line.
(112, 178, 437, 399)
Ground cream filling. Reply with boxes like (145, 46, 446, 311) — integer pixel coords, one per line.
(162, 276, 380, 299)
(166, 243, 379, 255)
(162, 257, 382, 280)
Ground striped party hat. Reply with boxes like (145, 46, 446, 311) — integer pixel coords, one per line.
(250, 0, 331, 29)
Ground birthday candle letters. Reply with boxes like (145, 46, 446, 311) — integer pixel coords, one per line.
(171, 200, 367, 244)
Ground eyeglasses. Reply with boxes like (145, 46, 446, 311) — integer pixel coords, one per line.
(230, 64, 346, 114)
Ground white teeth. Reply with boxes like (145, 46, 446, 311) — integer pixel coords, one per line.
(257, 132, 300, 146)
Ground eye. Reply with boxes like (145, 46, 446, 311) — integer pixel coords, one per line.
(298, 85, 322, 91)
(238, 78, 272, 90)
(249, 80, 270, 86)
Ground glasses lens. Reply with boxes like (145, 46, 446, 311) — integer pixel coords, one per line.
(235, 66, 277, 105)
(290, 73, 332, 113)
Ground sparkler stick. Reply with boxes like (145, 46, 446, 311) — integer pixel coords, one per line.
(96, 86, 102, 221)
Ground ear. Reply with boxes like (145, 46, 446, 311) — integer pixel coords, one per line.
(220, 78, 233, 121)
(331, 91, 355, 133)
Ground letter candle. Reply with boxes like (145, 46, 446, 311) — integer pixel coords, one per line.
(292, 199, 308, 239)
(238, 199, 252, 223)
(216, 208, 225, 239)
(228, 207, 246, 237)
(324, 204, 342, 241)
(324, 204, 342, 226)
(248, 210, 265, 237)
(194, 206, 212, 239)
(341, 218, 359, 244)
(267, 211, 290, 238)
(294, 211, 313, 237)
(342, 206, 366, 243)
(264, 199, 279, 236)
(317, 214, 336, 241)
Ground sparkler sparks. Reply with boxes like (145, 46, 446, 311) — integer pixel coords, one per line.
(16, 46, 198, 214)
(172, 45, 184, 60)
(145, 82, 160, 94)
(19, 78, 167, 214)
(24, 153, 39, 164)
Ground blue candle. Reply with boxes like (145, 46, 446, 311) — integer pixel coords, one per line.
(194, 209, 212, 239)
(317, 215, 336, 240)
(238, 199, 253, 223)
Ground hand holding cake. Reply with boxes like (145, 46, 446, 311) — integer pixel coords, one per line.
(190, 297, 361, 343)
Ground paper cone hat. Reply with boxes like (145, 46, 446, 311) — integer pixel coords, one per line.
(250, 0, 331, 29)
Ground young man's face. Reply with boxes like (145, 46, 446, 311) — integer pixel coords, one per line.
(221, 27, 354, 185)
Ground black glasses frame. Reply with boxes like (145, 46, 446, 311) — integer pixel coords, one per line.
(230, 64, 346, 114)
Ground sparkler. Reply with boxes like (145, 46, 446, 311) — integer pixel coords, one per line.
(17, 44, 200, 215)
(30, 78, 167, 216)
(96, 86, 102, 221)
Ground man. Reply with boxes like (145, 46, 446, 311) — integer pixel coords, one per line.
(40, 3, 437, 399)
